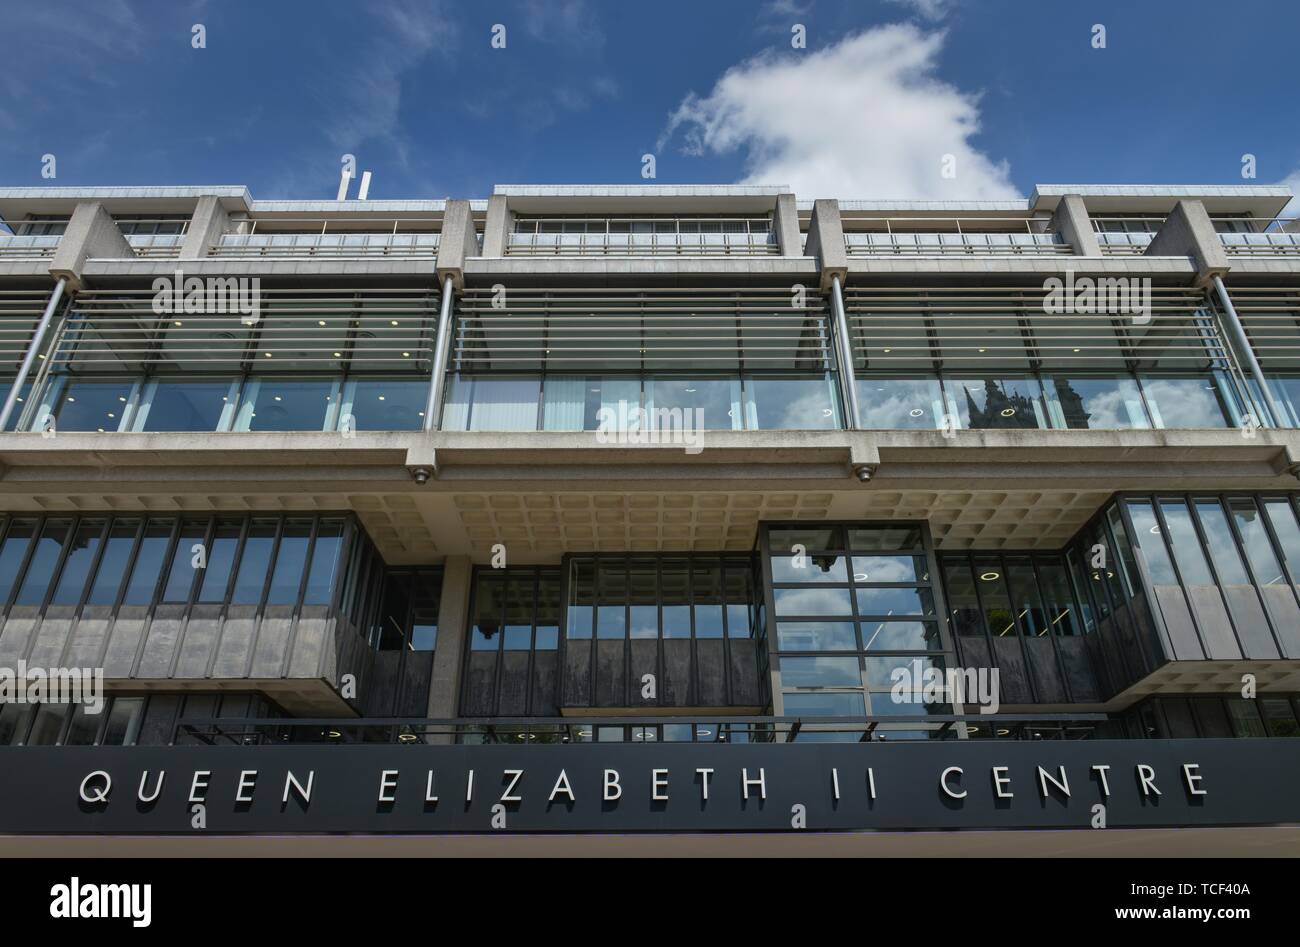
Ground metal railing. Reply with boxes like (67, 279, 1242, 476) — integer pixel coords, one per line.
(118, 218, 190, 258)
(0, 234, 60, 259)
(843, 218, 1070, 256)
(453, 285, 831, 370)
(173, 713, 1110, 746)
(507, 216, 778, 256)
(210, 218, 442, 258)
(1214, 217, 1300, 256)
(1091, 217, 1163, 255)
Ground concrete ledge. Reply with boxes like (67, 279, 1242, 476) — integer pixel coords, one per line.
(844, 256, 1198, 278)
(464, 257, 819, 278)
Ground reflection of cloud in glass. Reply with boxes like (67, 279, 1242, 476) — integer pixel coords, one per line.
(773, 586, 853, 616)
(857, 380, 939, 429)
(853, 556, 914, 582)
(1141, 379, 1228, 428)
(761, 389, 834, 429)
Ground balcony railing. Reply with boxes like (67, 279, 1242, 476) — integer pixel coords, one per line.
(1215, 217, 1300, 256)
(507, 217, 778, 256)
(842, 218, 1070, 256)
(210, 218, 442, 258)
(1092, 217, 1161, 255)
(0, 234, 60, 259)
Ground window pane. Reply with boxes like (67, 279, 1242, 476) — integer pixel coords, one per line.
(855, 587, 935, 617)
(1004, 559, 1049, 638)
(773, 586, 853, 617)
(1140, 376, 1234, 429)
(231, 519, 277, 604)
(941, 560, 985, 637)
(1125, 501, 1178, 585)
(782, 691, 865, 716)
(86, 518, 140, 605)
(101, 697, 145, 745)
(746, 375, 839, 429)
(14, 518, 70, 606)
(267, 519, 311, 605)
(856, 377, 943, 429)
(345, 379, 427, 431)
(24, 704, 69, 745)
(780, 656, 861, 687)
(860, 620, 940, 650)
(628, 560, 657, 639)
(769, 527, 842, 553)
(851, 555, 919, 583)
(124, 517, 176, 606)
(1262, 499, 1300, 583)
(646, 377, 738, 431)
(138, 379, 231, 431)
(245, 378, 334, 431)
(303, 519, 344, 605)
(62, 704, 102, 745)
(660, 560, 689, 638)
(0, 518, 37, 604)
(770, 553, 846, 583)
(1036, 559, 1082, 636)
(447, 376, 540, 432)
(50, 518, 105, 605)
(776, 621, 857, 650)
(1048, 376, 1150, 429)
(44, 379, 133, 432)
(472, 575, 504, 650)
(693, 562, 724, 638)
(848, 526, 922, 552)
(1229, 498, 1287, 585)
(197, 520, 241, 603)
(973, 558, 1017, 637)
(1194, 500, 1251, 586)
(945, 377, 1047, 430)
(565, 560, 593, 640)
(162, 520, 207, 602)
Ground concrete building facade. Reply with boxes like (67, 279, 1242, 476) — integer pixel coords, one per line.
(0, 182, 1298, 853)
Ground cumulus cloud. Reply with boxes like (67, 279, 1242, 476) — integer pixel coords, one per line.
(658, 25, 1018, 200)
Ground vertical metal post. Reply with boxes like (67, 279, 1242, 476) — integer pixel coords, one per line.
(0, 277, 67, 432)
(424, 274, 456, 431)
(1212, 275, 1284, 428)
(830, 275, 862, 429)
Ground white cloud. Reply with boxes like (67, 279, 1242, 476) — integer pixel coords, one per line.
(1279, 168, 1300, 219)
(658, 25, 1018, 201)
(885, 0, 955, 21)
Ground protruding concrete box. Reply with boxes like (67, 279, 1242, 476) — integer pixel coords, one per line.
(1049, 194, 1102, 257)
(804, 199, 846, 290)
(435, 200, 481, 289)
(48, 202, 134, 288)
(1145, 199, 1230, 285)
(178, 194, 231, 260)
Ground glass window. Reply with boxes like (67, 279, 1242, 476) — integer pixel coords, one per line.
(782, 691, 864, 716)
(1261, 499, 1300, 584)
(161, 520, 205, 603)
(1047, 376, 1150, 429)
(41, 379, 133, 433)
(343, 378, 427, 431)
(945, 377, 1047, 430)
(1004, 559, 1048, 638)
(848, 526, 922, 552)
(1140, 376, 1235, 429)
(1125, 501, 1178, 586)
(851, 555, 919, 583)
(627, 560, 657, 639)
(770, 553, 847, 583)
(1193, 499, 1251, 586)
(595, 562, 627, 639)
(503, 576, 533, 650)
(2, 382, 31, 432)
(1036, 559, 1082, 636)
(303, 519, 344, 605)
(63, 704, 103, 745)
(197, 520, 241, 603)
(745, 375, 839, 429)
(645, 377, 739, 431)
(1226, 699, 1267, 738)
(1157, 500, 1216, 585)
(14, 518, 70, 606)
(50, 518, 105, 606)
(101, 697, 145, 745)
(0, 518, 37, 604)
(444, 376, 540, 432)
(231, 519, 277, 604)
(693, 561, 724, 638)
(536, 572, 561, 649)
(780, 655, 861, 688)
(773, 586, 853, 617)
(941, 560, 985, 637)
(124, 520, 176, 603)
(1229, 498, 1288, 585)
(866, 656, 947, 715)
(472, 575, 505, 650)
(0, 704, 28, 744)
(243, 378, 336, 432)
(856, 377, 944, 430)
(267, 519, 311, 605)
(660, 561, 690, 638)
(860, 620, 940, 650)
(973, 558, 1017, 637)
(855, 587, 934, 617)
(776, 621, 857, 650)
(769, 526, 842, 553)
(136, 379, 232, 432)
(85, 518, 140, 606)
(542, 376, 640, 432)
(724, 565, 753, 638)
(24, 704, 69, 745)
(565, 560, 593, 640)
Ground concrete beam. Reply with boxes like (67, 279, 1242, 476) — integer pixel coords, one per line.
(435, 199, 480, 289)
(178, 195, 230, 260)
(48, 202, 133, 289)
(479, 194, 510, 257)
(773, 193, 802, 256)
(804, 199, 847, 290)
(427, 556, 472, 721)
(1144, 199, 1230, 285)
(1048, 194, 1101, 256)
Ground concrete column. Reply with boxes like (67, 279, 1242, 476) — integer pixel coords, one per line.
(427, 555, 472, 726)
(773, 193, 802, 256)
(49, 202, 133, 289)
(480, 194, 511, 257)
(179, 195, 230, 260)
(1049, 194, 1101, 256)
(435, 200, 480, 289)
(804, 199, 847, 291)
(1145, 199, 1230, 286)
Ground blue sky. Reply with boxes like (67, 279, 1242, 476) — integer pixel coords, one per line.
(1, 0, 1298, 200)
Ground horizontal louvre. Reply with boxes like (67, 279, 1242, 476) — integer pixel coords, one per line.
(51, 288, 439, 374)
(0, 290, 58, 373)
(843, 286, 1227, 372)
(1222, 287, 1300, 369)
(453, 287, 831, 371)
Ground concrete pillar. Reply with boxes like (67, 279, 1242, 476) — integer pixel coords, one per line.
(49, 202, 133, 289)
(804, 199, 847, 291)
(435, 200, 480, 289)
(1145, 199, 1230, 286)
(773, 193, 802, 256)
(427, 555, 472, 727)
(1049, 194, 1101, 256)
(480, 194, 511, 257)
(179, 195, 230, 260)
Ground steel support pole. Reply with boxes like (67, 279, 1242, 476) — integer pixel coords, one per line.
(1212, 274, 1284, 428)
(830, 275, 862, 429)
(424, 275, 456, 431)
(0, 277, 67, 432)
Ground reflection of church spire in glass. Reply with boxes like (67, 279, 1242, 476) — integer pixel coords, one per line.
(965, 379, 1037, 429)
(1053, 380, 1091, 428)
